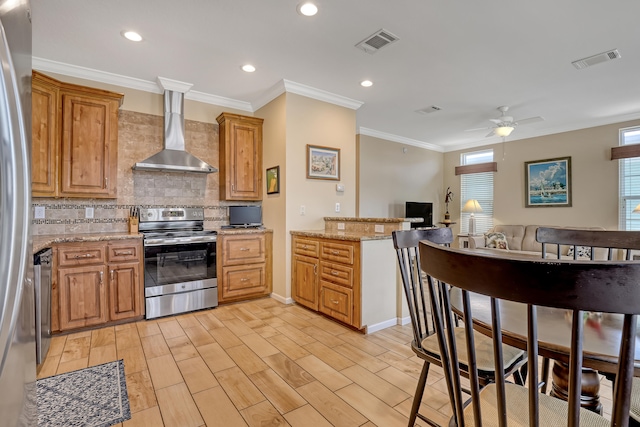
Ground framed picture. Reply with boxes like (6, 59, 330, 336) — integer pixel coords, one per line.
(307, 144, 340, 180)
(524, 156, 572, 207)
(266, 166, 280, 194)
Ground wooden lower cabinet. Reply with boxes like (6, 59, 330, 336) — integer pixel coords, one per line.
(217, 231, 273, 304)
(292, 235, 361, 329)
(53, 238, 143, 333)
(292, 255, 319, 310)
(108, 261, 141, 321)
(58, 264, 108, 330)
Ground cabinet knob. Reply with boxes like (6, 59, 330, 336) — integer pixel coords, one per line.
(331, 299, 339, 305)
(302, 245, 308, 249)
(239, 247, 250, 251)
(313, 265, 317, 275)
(331, 271, 339, 276)
(240, 278, 249, 282)
(75, 253, 96, 259)
(99, 271, 104, 285)
(115, 250, 133, 256)
(332, 251, 340, 255)
(110, 270, 114, 281)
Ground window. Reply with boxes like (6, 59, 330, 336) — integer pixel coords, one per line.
(460, 149, 494, 234)
(619, 126, 640, 230)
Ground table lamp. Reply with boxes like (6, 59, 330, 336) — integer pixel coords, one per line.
(462, 199, 483, 236)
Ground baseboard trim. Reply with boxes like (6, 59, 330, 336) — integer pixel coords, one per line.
(365, 318, 397, 334)
(269, 293, 293, 305)
(398, 316, 411, 326)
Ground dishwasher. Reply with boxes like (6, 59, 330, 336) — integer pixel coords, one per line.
(34, 248, 52, 365)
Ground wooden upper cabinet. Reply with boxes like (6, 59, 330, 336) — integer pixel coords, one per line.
(216, 112, 264, 200)
(31, 71, 123, 198)
(32, 73, 59, 197)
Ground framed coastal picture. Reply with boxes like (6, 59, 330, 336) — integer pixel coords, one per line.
(266, 166, 280, 194)
(524, 156, 572, 207)
(307, 145, 340, 180)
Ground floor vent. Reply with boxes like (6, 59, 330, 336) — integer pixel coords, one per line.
(572, 49, 621, 69)
(355, 29, 399, 54)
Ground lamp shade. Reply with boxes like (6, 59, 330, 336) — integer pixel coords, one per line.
(462, 199, 483, 213)
(495, 126, 514, 137)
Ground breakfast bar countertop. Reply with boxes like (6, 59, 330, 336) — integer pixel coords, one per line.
(290, 229, 392, 242)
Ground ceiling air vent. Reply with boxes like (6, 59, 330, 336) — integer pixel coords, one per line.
(572, 49, 621, 69)
(355, 29, 399, 54)
(416, 105, 443, 115)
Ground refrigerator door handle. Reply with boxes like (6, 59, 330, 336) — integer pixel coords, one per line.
(0, 18, 31, 377)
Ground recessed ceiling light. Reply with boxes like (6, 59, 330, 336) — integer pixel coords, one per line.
(297, 2, 318, 16)
(360, 80, 373, 87)
(241, 64, 256, 73)
(122, 31, 143, 42)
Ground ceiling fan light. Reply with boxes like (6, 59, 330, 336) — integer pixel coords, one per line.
(495, 126, 514, 137)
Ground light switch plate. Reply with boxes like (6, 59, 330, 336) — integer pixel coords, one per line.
(34, 206, 45, 219)
(300, 205, 306, 216)
(335, 202, 341, 212)
(375, 224, 384, 233)
(85, 207, 94, 219)
(337, 223, 345, 230)
(336, 183, 345, 192)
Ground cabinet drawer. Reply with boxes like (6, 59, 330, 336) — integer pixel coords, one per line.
(108, 241, 141, 263)
(57, 243, 105, 267)
(293, 237, 320, 257)
(320, 241, 355, 265)
(319, 281, 352, 326)
(221, 234, 265, 265)
(221, 264, 267, 299)
(319, 261, 353, 288)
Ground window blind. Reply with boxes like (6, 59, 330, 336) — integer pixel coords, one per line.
(460, 149, 494, 234)
(619, 127, 640, 230)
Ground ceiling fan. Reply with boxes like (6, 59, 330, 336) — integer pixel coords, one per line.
(467, 106, 544, 138)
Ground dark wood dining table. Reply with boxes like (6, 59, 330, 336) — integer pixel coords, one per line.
(448, 285, 640, 413)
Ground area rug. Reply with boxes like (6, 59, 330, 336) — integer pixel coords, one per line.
(37, 360, 131, 427)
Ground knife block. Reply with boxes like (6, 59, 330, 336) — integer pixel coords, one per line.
(128, 217, 139, 234)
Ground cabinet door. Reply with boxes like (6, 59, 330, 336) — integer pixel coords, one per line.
(292, 255, 319, 310)
(58, 265, 108, 331)
(59, 92, 118, 198)
(32, 77, 58, 197)
(218, 113, 263, 200)
(220, 263, 267, 301)
(108, 261, 142, 321)
(319, 281, 353, 326)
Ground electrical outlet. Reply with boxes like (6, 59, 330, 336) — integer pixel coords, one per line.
(300, 205, 305, 216)
(335, 202, 340, 213)
(34, 206, 45, 219)
(375, 224, 384, 233)
(337, 223, 345, 230)
(85, 207, 94, 219)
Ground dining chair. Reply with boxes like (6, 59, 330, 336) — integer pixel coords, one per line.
(392, 228, 527, 427)
(537, 226, 640, 424)
(419, 239, 640, 427)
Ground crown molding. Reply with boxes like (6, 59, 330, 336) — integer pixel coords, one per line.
(283, 79, 363, 110)
(358, 127, 443, 152)
(252, 80, 286, 111)
(32, 57, 253, 111)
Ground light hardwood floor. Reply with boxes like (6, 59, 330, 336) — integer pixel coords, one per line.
(38, 298, 613, 426)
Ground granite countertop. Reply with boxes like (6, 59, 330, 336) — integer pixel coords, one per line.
(33, 232, 142, 253)
(324, 216, 422, 223)
(290, 229, 391, 242)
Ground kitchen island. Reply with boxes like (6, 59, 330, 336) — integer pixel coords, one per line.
(291, 217, 416, 333)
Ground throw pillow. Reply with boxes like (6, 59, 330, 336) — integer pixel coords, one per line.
(567, 245, 592, 259)
(485, 232, 509, 250)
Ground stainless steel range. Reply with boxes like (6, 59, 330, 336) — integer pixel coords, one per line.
(140, 207, 217, 319)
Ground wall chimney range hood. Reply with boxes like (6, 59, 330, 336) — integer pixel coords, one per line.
(133, 77, 217, 174)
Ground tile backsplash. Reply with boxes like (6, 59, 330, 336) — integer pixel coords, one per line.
(32, 109, 251, 235)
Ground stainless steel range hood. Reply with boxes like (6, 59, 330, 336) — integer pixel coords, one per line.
(133, 77, 217, 174)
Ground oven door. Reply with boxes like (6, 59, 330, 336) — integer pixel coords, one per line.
(143, 241, 217, 297)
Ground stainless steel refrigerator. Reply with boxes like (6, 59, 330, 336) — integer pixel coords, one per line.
(0, 0, 34, 426)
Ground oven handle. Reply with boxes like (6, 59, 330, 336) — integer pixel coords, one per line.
(144, 238, 217, 247)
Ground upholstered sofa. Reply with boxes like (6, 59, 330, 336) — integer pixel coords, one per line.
(468, 225, 607, 259)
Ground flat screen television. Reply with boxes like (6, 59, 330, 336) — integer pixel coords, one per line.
(405, 202, 433, 229)
(228, 206, 262, 227)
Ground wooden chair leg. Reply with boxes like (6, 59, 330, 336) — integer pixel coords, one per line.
(409, 362, 431, 427)
(540, 357, 551, 394)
